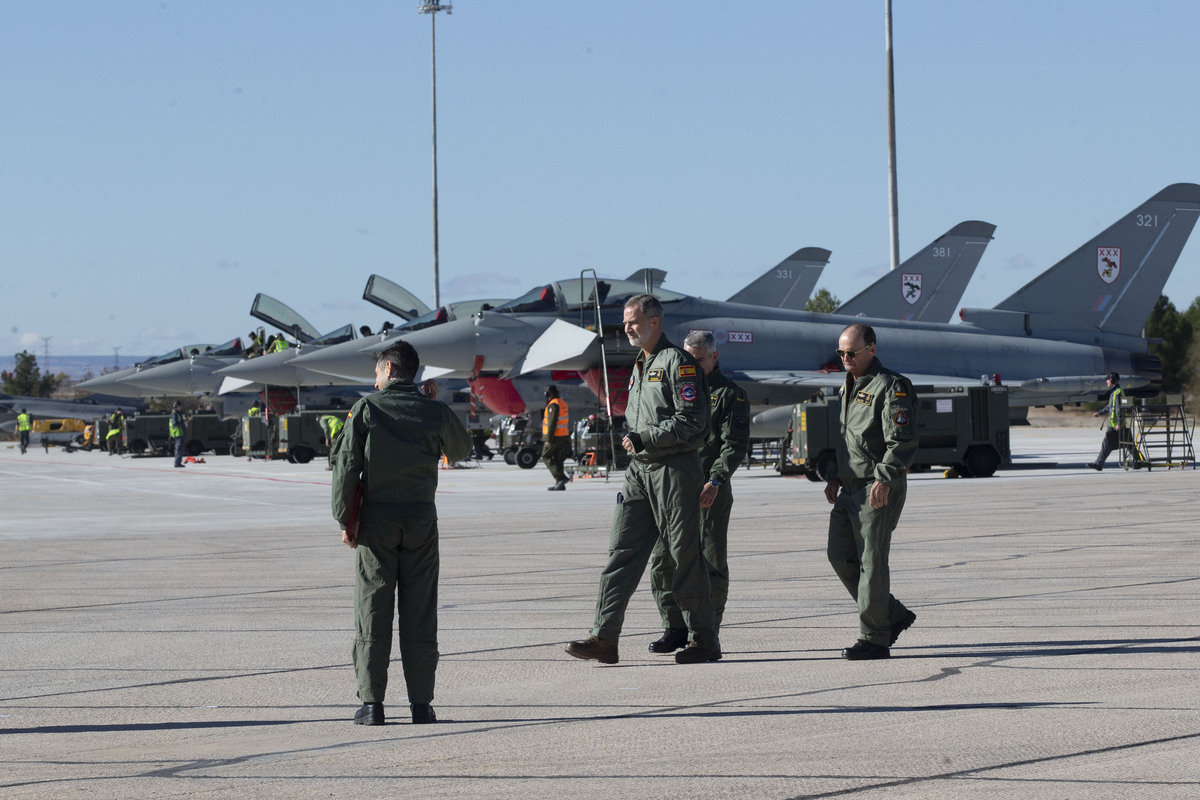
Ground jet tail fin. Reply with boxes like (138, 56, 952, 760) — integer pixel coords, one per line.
(960, 184, 1200, 349)
(726, 247, 831, 309)
(835, 221, 995, 322)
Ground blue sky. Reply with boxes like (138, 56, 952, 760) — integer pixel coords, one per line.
(4, 1, 1200, 363)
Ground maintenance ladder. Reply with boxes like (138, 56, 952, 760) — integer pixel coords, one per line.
(1119, 395, 1196, 471)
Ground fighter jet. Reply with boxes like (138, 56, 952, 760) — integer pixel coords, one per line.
(74, 344, 230, 398)
(834, 221, 995, 322)
(0, 393, 144, 422)
(390, 185, 1200, 422)
(285, 252, 834, 417)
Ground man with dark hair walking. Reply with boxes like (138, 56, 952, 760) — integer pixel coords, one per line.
(332, 340, 471, 726)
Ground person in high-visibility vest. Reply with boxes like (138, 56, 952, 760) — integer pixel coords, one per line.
(541, 385, 571, 490)
(169, 401, 188, 468)
(16, 409, 32, 454)
(271, 336, 290, 353)
(319, 413, 344, 471)
(106, 409, 125, 456)
(1088, 372, 1125, 470)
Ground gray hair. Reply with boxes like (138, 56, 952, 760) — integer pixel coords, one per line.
(624, 293, 663, 321)
(683, 330, 715, 353)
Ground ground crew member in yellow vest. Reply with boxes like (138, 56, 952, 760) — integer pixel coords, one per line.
(169, 401, 188, 468)
(106, 409, 125, 456)
(566, 293, 721, 666)
(825, 323, 919, 660)
(271, 336, 290, 354)
(542, 385, 571, 490)
(1088, 372, 1125, 470)
(332, 340, 472, 726)
(648, 330, 751, 652)
(16, 409, 32, 454)
(248, 400, 262, 416)
(319, 413, 345, 471)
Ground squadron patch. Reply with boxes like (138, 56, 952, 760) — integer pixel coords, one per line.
(678, 365, 697, 377)
(680, 383, 699, 402)
(894, 409, 910, 426)
(710, 395, 719, 408)
(647, 368, 665, 382)
(854, 391, 875, 406)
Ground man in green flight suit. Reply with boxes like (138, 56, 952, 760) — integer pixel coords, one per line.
(825, 322, 918, 660)
(331, 341, 471, 726)
(566, 293, 721, 665)
(647, 329, 751, 653)
(1087, 372, 1124, 470)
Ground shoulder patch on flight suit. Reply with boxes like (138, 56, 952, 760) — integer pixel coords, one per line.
(679, 383, 699, 402)
(710, 395, 719, 408)
(854, 390, 875, 405)
(647, 368, 665, 382)
(678, 365, 696, 377)
(894, 390, 907, 397)
(894, 408, 910, 426)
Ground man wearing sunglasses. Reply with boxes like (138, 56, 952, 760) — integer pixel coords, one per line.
(824, 323, 919, 660)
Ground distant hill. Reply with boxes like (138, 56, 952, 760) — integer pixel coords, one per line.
(0, 355, 153, 382)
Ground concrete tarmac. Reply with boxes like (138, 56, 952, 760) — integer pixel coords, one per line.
(2, 428, 1199, 799)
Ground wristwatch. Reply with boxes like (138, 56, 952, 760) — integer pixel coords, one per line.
(708, 478, 722, 488)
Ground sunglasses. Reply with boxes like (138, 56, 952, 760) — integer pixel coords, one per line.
(835, 345, 874, 360)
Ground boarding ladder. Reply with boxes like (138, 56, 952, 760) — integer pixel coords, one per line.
(1118, 395, 1196, 471)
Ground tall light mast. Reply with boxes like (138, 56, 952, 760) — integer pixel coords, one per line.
(885, 0, 900, 271)
(418, 2, 452, 307)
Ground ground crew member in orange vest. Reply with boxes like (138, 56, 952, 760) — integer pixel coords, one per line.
(542, 385, 571, 491)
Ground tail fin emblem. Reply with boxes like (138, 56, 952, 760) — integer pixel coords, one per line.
(901, 273, 922, 305)
(1097, 247, 1121, 285)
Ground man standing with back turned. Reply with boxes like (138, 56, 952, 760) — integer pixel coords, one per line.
(332, 341, 471, 726)
(825, 323, 918, 660)
(648, 329, 751, 652)
(566, 294, 721, 665)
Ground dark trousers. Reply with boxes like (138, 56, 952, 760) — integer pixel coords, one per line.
(827, 480, 911, 646)
(353, 517, 440, 705)
(542, 436, 569, 482)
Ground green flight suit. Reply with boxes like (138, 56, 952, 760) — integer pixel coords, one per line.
(827, 357, 918, 647)
(331, 377, 471, 706)
(590, 335, 719, 645)
(650, 365, 751, 633)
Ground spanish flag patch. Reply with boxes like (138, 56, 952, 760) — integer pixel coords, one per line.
(678, 365, 697, 377)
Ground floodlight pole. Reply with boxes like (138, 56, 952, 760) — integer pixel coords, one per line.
(885, 0, 900, 271)
(419, 2, 452, 308)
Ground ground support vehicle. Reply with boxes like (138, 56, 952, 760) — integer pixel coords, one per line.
(184, 413, 240, 456)
(781, 384, 1011, 480)
(496, 414, 543, 469)
(565, 415, 629, 479)
(278, 411, 338, 464)
(124, 414, 171, 456)
(234, 415, 283, 460)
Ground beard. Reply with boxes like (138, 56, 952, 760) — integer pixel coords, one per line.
(626, 332, 643, 347)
